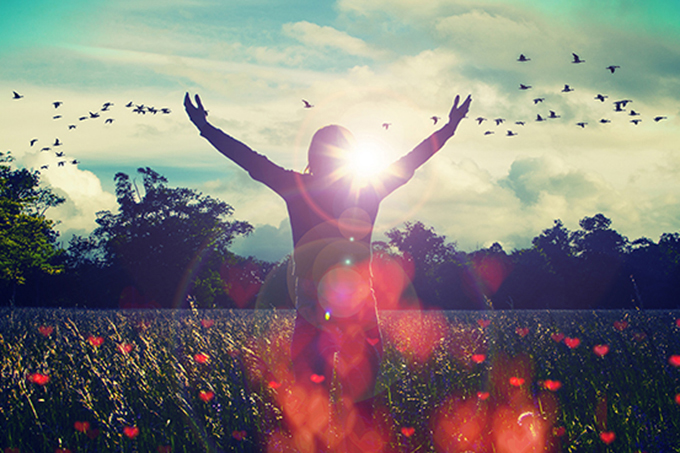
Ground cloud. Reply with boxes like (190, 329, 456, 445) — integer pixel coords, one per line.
(230, 219, 293, 262)
(282, 21, 387, 59)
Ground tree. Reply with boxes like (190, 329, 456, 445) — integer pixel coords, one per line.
(0, 152, 64, 305)
(85, 167, 254, 308)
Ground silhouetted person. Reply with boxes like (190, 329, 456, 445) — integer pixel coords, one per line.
(185, 92, 471, 451)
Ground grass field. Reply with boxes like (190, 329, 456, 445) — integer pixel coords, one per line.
(1, 307, 679, 452)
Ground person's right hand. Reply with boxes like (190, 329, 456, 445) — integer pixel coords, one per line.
(447, 94, 472, 126)
(184, 92, 209, 130)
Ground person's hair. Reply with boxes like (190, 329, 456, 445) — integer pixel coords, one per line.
(306, 125, 355, 176)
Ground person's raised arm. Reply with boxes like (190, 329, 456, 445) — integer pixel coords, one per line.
(376, 94, 471, 197)
(184, 92, 295, 193)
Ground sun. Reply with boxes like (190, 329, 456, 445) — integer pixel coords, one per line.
(346, 139, 390, 181)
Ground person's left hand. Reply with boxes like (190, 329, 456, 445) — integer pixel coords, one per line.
(184, 92, 209, 131)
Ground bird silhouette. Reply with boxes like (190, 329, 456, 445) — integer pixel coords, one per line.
(614, 100, 632, 110)
(506, 130, 517, 136)
(161, 108, 171, 114)
(549, 110, 560, 119)
(631, 119, 642, 125)
(53, 115, 62, 120)
(629, 110, 640, 116)
(79, 116, 88, 121)
(57, 161, 65, 167)
(68, 125, 76, 130)
(55, 151, 65, 157)
(12, 91, 23, 99)
(125, 101, 134, 108)
(654, 116, 667, 122)
(54, 138, 62, 146)
(476, 117, 487, 125)
(606, 65, 620, 73)
(382, 123, 391, 130)
(105, 118, 114, 124)
(600, 119, 611, 124)
(41, 147, 51, 152)
(302, 99, 314, 108)
(515, 121, 525, 126)
(102, 102, 113, 110)
(133, 106, 146, 114)
(53, 101, 63, 108)
(536, 114, 545, 122)
(71, 159, 79, 165)
(484, 131, 494, 135)
(519, 84, 532, 90)
(431, 116, 441, 124)
(595, 94, 608, 102)
(494, 118, 505, 126)
(517, 54, 531, 62)
(571, 53, 585, 63)
(533, 98, 545, 104)
(147, 107, 158, 114)
(40, 165, 49, 170)
(30, 139, 38, 146)
(562, 84, 574, 92)
(89, 111, 100, 119)
(576, 122, 587, 128)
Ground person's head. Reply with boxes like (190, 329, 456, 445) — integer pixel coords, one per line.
(306, 125, 356, 177)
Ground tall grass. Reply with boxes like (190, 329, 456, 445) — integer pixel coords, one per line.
(1, 307, 679, 452)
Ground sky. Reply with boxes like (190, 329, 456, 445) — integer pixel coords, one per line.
(1, 0, 680, 263)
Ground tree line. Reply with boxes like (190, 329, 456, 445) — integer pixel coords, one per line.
(1, 156, 678, 310)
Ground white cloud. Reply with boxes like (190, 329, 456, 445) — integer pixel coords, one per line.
(282, 21, 387, 59)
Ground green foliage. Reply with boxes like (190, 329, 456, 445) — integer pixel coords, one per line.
(0, 152, 64, 295)
(83, 167, 254, 307)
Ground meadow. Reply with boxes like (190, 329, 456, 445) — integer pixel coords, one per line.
(1, 307, 679, 452)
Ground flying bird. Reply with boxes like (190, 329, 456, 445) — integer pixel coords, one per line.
(536, 114, 545, 122)
(161, 108, 171, 114)
(102, 102, 113, 110)
(30, 139, 38, 146)
(302, 99, 314, 108)
(494, 118, 505, 126)
(147, 107, 158, 114)
(79, 116, 88, 121)
(484, 131, 494, 135)
(71, 159, 79, 165)
(576, 122, 587, 128)
(519, 83, 532, 90)
(41, 147, 51, 152)
(382, 123, 391, 130)
(517, 54, 531, 62)
(595, 94, 608, 102)
(68, 125, 76, 130)
(133, 106, 146, 114)
(40, 165, 49, 170)
(629, 110, 640, 116)
(57, 161, 65, 167)
(53, 138, 62, 146)
(533, 98, 545, 104)
(53, 101, 62, 108)
(606, 65, 620, 73)
(631, 119, 642, 125)
(548, 110, 560, 119)
(12, 91, 23, 99)
(506, 130, 517, 136)
(125, 101, 134, 108)
(600, 119, 611, 124)
(476, 117, 487, 125)
(431, 116, 441, 124)
(105, 118, 114, 124)
(614, 100, 632, 110)
(89, 111, 100, 118)
(562, 84, 574, 92)
(515, 121, 525, 126)
(571, 53, 585, 63)
(55, 151, 65, 157)
(53, 115, 62, 120)
(654, 116, 667, 122)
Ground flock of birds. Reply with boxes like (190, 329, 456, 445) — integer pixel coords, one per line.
(9, 91, 171, 172)
(473, 53, 668, 137)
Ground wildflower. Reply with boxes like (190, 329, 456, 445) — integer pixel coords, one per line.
(593, 344, 610, 357)
(599, 431, 615, 444)
(117, 343, 134, 354)
(509, 377, 524, 387)
(123, 426, 140, 439)
(87, 335, 105, 347)
(542, 380, 562, 391)
(472, 354, 486, 364)
(28, 373, 50, 385)
(74, 421, 90, 433)
(401, 427, 415, 437)
(199, 390, 214, 402)
(38, 325, 54, 336)
(564, 337, 581, 349)
(193, 353, 209, 364)
(232, 430, 247, 441)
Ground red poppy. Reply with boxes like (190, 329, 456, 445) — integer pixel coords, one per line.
(564, 337, 581, 349)
(509, 377, 525, 387)
(201, 319, 215, 328)
(542, 380, 562, 391)
(88, 336, 105, 347)
(401, 427, 415, 437)
(613, 320, 628, 331)
(593, 344, 610, 358)
(515, 327, 529, 337)
(477, 319, 491, 328)
(232, 430, 247, 441)
(599, 431, 615, 444)
(38, 325, 54, 336)
(550, 332, 565, 343)
(310, 374, 325, 384)
(675, 394, 680, 405)
(74, 421, 90, 433)
(199, 390, 215, 402)
(669, 355, 680, 367)
(471, 354, 486, 364)
(28, 373, 50, 385)
(477, 391, 490, 400)
(268, 380, 281, 389)
(193, 353, 209, 364)
(117, 343, 134, 354)
(123, 426, 140, 439)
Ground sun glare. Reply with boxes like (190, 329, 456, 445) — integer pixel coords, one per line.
(347, 139, 390, 181)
